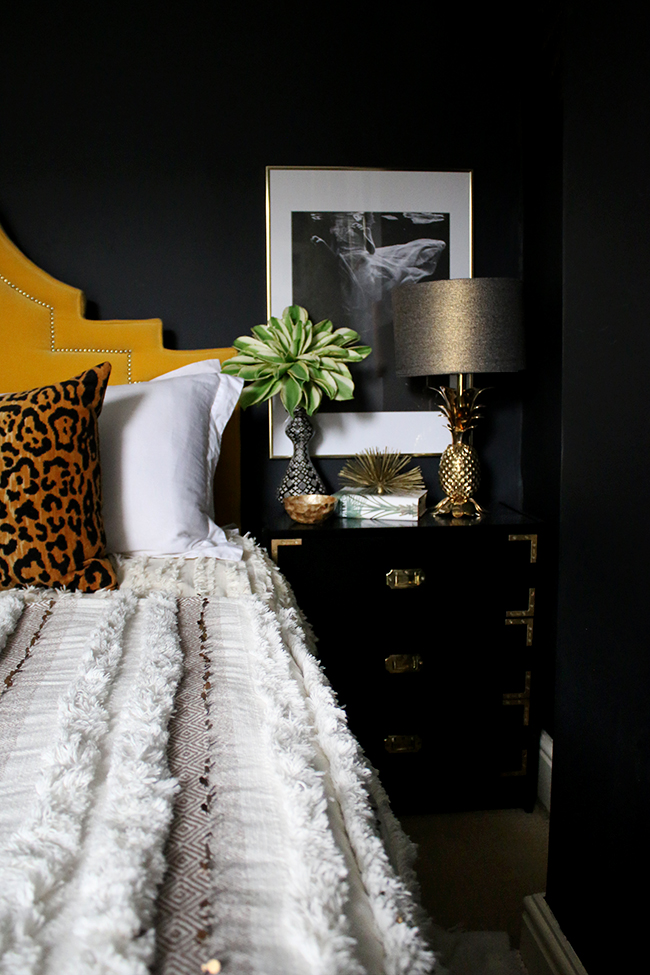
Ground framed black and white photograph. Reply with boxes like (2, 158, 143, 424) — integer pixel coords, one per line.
(266, 167, 473, 457)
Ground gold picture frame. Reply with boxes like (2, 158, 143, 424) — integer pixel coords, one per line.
(266, 166, 473, 458)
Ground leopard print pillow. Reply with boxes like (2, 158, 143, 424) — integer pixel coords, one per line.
(0, 362, 118, 591)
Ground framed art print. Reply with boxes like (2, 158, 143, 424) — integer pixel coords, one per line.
(266, 167, 473, 457)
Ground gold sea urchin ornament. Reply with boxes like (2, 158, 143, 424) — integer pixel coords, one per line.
(339, 449, 426, 495)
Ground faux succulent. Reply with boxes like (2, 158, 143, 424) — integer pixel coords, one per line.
(221, 305, 372, 416)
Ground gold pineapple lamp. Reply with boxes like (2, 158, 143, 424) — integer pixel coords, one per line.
(391, 278, 524, 518)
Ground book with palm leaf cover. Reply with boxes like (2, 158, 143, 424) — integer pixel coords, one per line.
(335, 449, 428, 521)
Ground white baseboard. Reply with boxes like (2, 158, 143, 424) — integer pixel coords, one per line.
(537, 730, 553, 812)
(520, 893, 589, 975)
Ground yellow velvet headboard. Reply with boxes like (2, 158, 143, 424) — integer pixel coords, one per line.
(0, 223, 240, 526)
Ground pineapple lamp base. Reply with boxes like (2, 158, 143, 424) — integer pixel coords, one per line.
(432, 383, 487, 519)
(433, 496, 486, 518)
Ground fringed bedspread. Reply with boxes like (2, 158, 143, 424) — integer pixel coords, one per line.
(0, 536, 434, 975)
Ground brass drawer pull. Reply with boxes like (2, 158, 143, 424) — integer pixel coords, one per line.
(384, 735, 422, 754)
(385, 654, 423, 674)
(386, 568, 425, 589)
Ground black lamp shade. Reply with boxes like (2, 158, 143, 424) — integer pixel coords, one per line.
(392, 277, 524, 376)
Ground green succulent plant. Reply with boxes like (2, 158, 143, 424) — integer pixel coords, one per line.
(221, 305, 372, 416)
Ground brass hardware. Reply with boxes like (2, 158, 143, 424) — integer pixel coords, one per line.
(385, 654, 423, 674)
(386, 568, 425, 589)
(505, 575, 534, 641)
(501, 749, 528, 777)
(503, 672, 532, 726)
(503, 699, 531, 726)
(270, 538, 303, 563)
(498, 536, 535, 778)
(508, 533, 538, 563)
(506, 588, 536, 618)
(384, 735, 422, 754)
(505, 617, 534, 646)
(503, 671, 531, 699)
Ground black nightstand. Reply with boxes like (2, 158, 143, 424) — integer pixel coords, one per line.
(260, 504, 542, 814)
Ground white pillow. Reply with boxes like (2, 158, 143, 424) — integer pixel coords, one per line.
(99, 360, 243, 559)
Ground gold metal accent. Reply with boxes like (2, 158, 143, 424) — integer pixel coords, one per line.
(339, 449, 425, 495)
(384, 735, 422, 754)
(505, 617, 534, 646)
(386, 568, 425, 589)
(501, 749, 528, 777)
(502, 698, 531, 726)
(508, 533, 538, 563)
(503, 671, 531, 725)
(503, 671, 531, 698)
(385, 654, 423, 674)
(270, 538, 303, 563)
(506, 588, 536, 617)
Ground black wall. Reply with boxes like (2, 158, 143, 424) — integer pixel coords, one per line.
(0, 6, 543, 530)
(545, 4, 650, 970)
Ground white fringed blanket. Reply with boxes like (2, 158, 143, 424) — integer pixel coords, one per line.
(0, 537, 434, 975)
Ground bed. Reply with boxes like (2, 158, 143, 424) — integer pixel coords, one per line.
(0, 224, 435, 975)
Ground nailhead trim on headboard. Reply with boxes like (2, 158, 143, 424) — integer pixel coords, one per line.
(0, 272, 134, 382)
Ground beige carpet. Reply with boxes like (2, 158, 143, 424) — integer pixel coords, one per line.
(400, 803, 549, 950)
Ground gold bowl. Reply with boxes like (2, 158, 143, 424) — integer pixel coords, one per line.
(283, 494, 337, 524)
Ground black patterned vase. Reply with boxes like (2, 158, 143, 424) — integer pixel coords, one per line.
(277, 407, 327, 500)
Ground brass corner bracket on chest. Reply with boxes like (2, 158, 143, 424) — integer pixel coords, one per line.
(503, 670, 532, 726)
(501, 748, 528, 777)
(504, 584, 535, 645)
(508, 533, 538, 563)
(270, 537, 302, 563)
(505, 615, 534, 646)
(506, 588, 536, 618)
